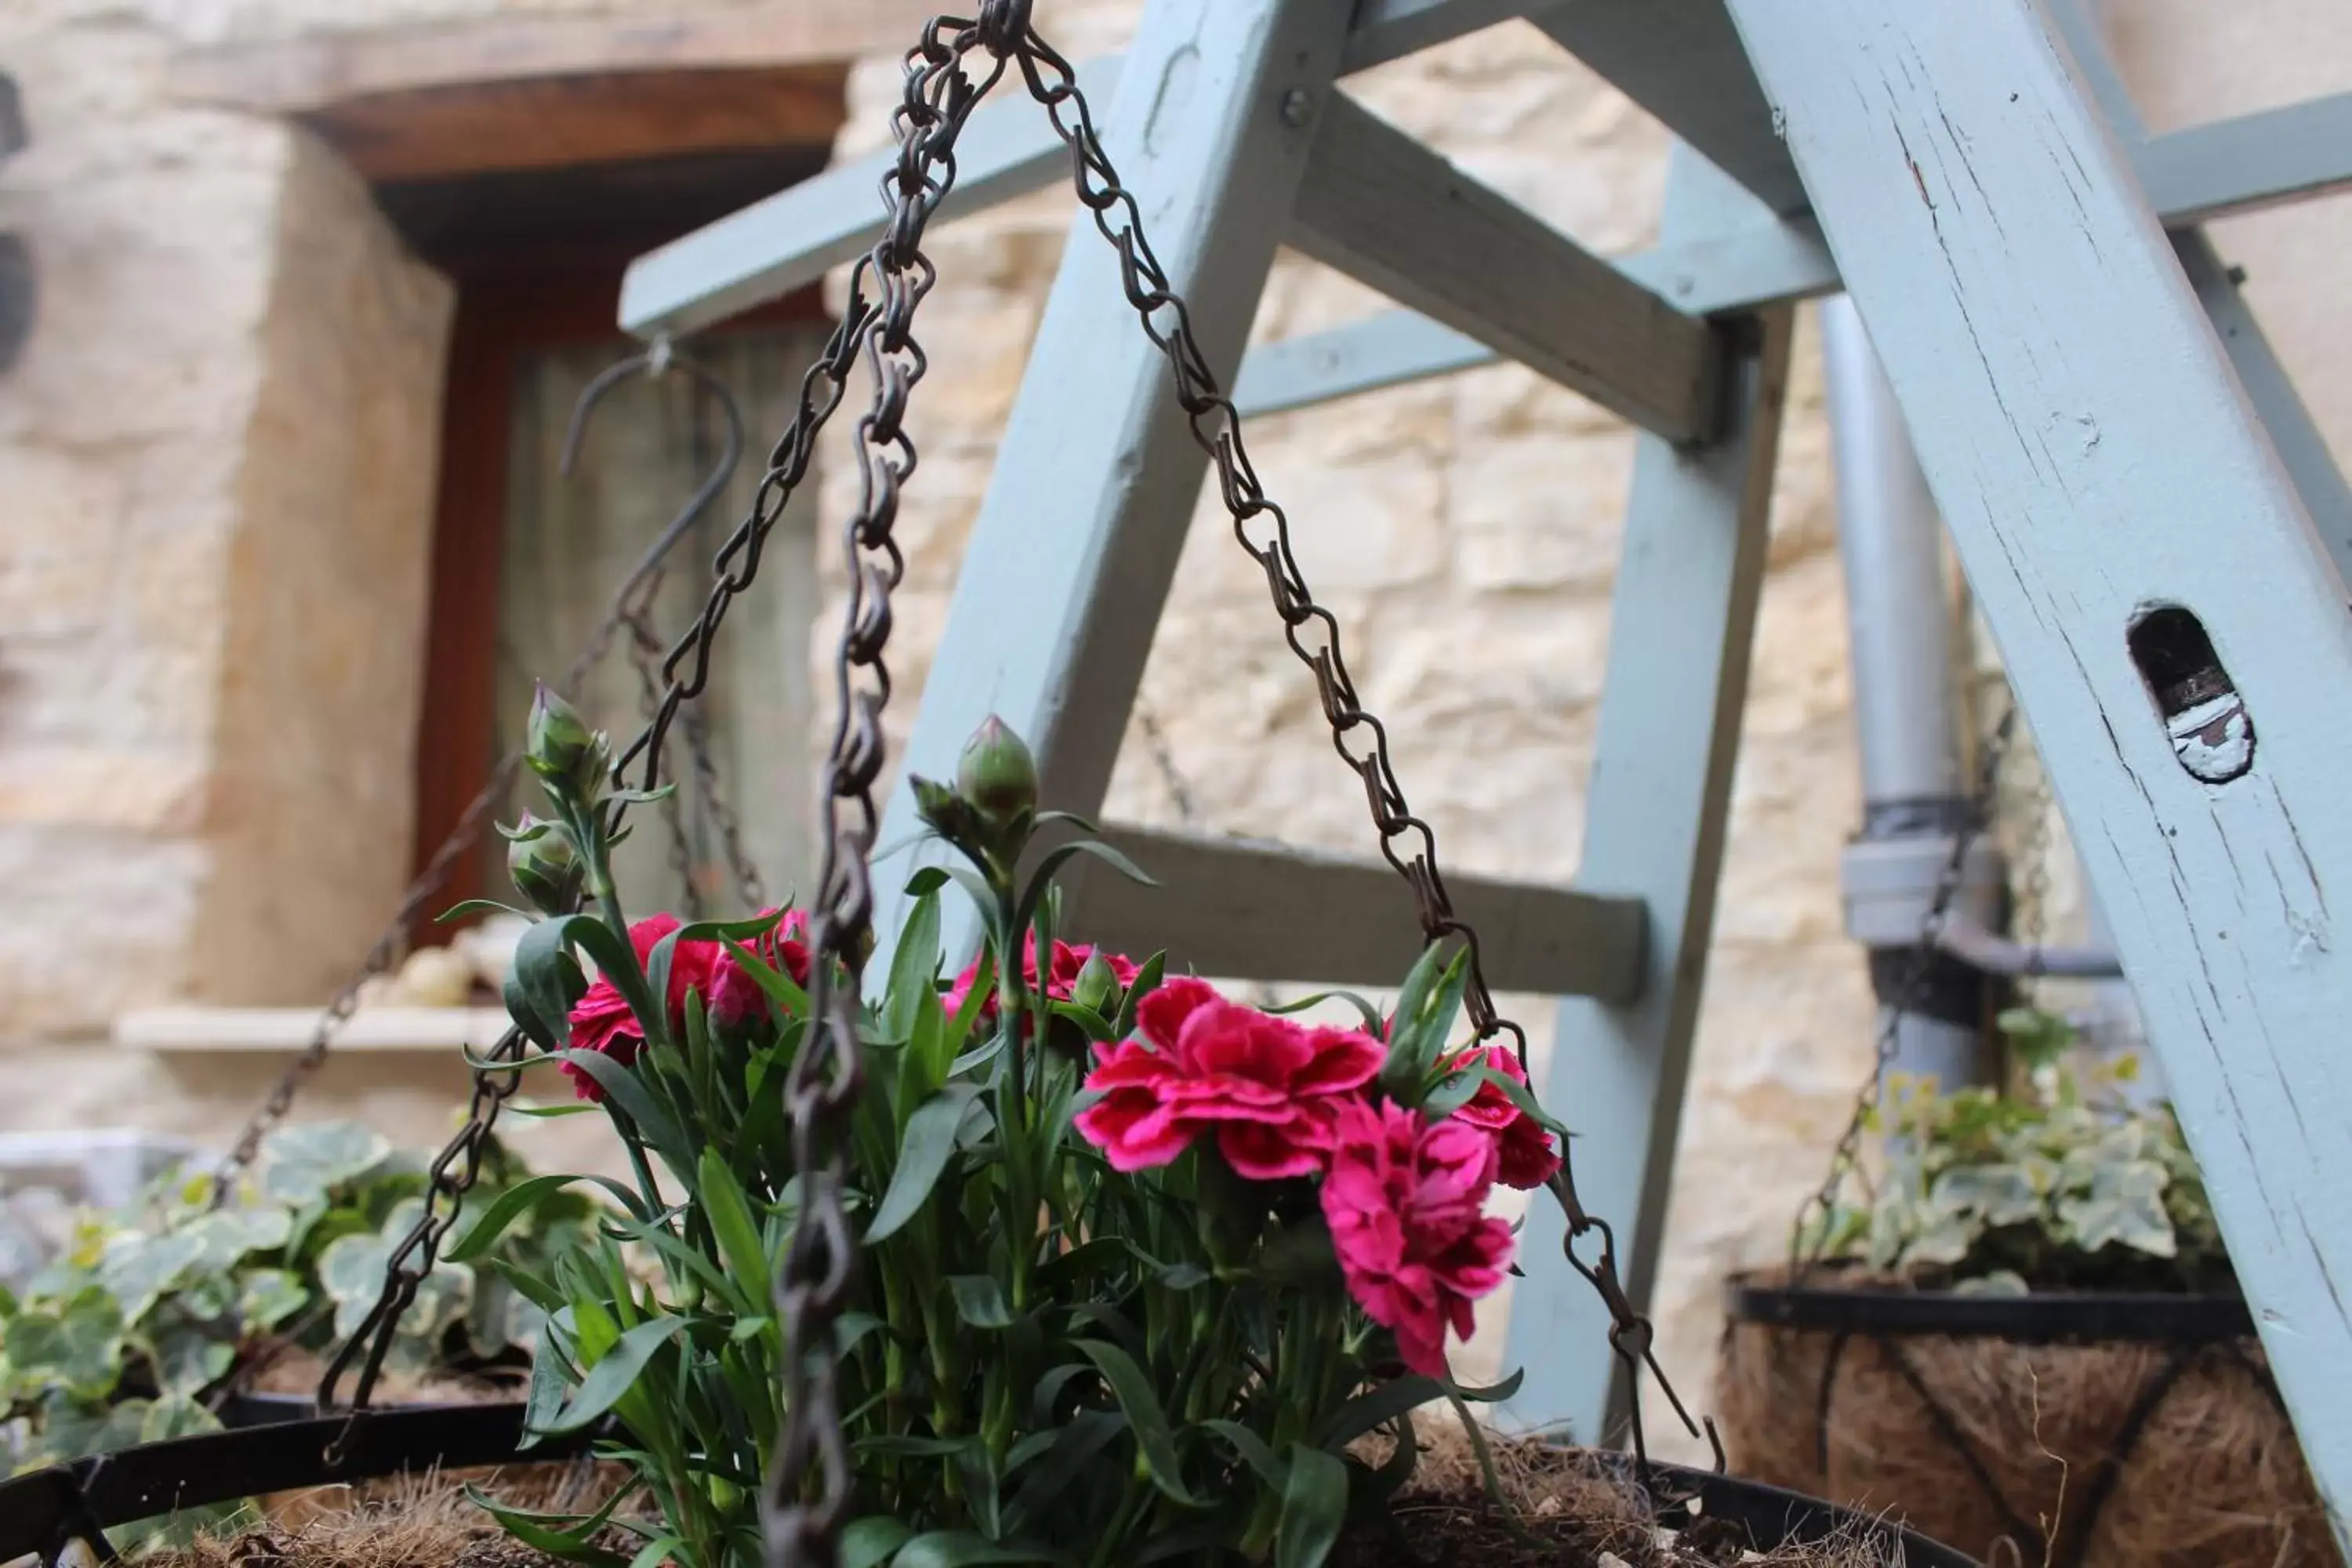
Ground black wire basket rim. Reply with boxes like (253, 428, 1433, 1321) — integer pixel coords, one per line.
(0, 1403, 1977, 1566)
(1726, 1267, 2255, 1342)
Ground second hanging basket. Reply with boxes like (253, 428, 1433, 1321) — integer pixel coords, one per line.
(1715, 1269, 2341, 1568)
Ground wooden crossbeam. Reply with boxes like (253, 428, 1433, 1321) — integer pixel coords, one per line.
(622, 57, 1122, 339)
(1342, 0, 1568, 73)
(1533, 0, 1806, 217)
(1059, 826, 1647, 1000)
(1232, 84, 2352, 418)
(1288, 92, 1722, 441)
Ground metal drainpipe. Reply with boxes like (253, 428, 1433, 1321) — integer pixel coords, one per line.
(1823, 295, 2003, 1091)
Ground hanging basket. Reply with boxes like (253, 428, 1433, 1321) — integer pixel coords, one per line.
(1716, 1268, 2342, 1568)
(0, 1403, 1980, 1568)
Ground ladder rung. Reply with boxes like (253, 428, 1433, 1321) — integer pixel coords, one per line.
(1290, 92, 1722, 443)
(1056, 824, 1649, 1004)
(1534, 0, 1806, 218)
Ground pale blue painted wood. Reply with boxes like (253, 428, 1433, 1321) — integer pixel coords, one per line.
(2045, 0, 2352, 590)
(1343, 0, 1567, 73)
(1232, 82, 2352, 419)
(1498, 145, 1794, 1443)
(1289, 91, 1722, 441)
(1062, 826, 1648, 1000)
(619, 56, 1123, 339)
(861, 0, 1358, 980)
(1534, 0, 1806, 216)
(1718, 0, 2352, 1538)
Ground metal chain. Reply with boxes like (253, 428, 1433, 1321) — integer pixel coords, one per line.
(1007, 24, 1707, 1479)
(765, 16, 1016, 1563)
(1790, 699, 2018, 1274)
(626, 597, 710, 922)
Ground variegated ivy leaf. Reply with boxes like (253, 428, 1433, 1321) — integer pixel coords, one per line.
(260, 1123, 393, 1207)
(1953, 1270, 2031, 1297)
(97, 1229, 208, 1324)
(317, 1200, 473, 1344)
(2, 1290, 124, 1402)
(238, 1268, 310, 1333)
(1928, 1163, 2044, 1229)
(152, 1324, 236, 1398)
(1899, 1212, 1980, 1269)
(2057, 1159, 2177, 1257)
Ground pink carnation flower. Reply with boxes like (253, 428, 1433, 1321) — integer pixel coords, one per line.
(706, 908, 811, 1027)
(1444, 1044, 1563, 1191)
(564, 914, 719, 1102)
(1319, 1098, 1515, 1377)
(1074, 978, 1385, 1181)
(564, 909, 809, 1101)
(944, 935, 1140, 1022)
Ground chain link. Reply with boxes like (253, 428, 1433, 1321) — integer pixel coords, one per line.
(1790, 701, 2018, 1275)
(1006, 24, 1715, 1483)
(763, 19, 1011, 1563)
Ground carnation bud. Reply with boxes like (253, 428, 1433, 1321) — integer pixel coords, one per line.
(506, 813, 585, 915)
(956, 715, 1038, 823)
(524, 682, 599, 789)
(1070, 949, 1119, 1015)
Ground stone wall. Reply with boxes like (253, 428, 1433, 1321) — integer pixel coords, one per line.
(0, 0, 2345, 1461)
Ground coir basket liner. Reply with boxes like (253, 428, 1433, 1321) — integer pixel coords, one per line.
(1716, 1269, 2342, 1567)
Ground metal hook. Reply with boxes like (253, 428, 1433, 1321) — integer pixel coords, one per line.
(558, 338, 747, 621)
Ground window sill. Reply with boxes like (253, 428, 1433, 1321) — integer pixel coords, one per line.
(113, 1006, 514, 1055)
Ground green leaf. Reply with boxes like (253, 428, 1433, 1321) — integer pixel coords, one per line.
(894, 1533, 1066, 1568)
(842, 1518, 914, 1568)
(947, 1275, 1013, 1330)
(437, 898, 537, 925)
(1002, 1410, 1127, 1536)
(1073, 1339, 1199, 1506)
(1276, 1445, 1349, 1568)
(866, 1084, 982, 1243)
(555, 1050, 694, 1178)
(884, 890, 944, 1045)
(514, 915, 598, 1052)
(695, 1149, 774, 1326)
(719, 936, 810, 1020)
(1258, 986, 1385, 1035)
(259, 1122, 393, 1206)
(1201, 1419, 1285, 1487)
(445, 1174, 641, 1261)
(1319, 1376, 1443, 1450)
(1111, 952, 1167, 1040)
(466, 1486, 635, 1568)
(539, 1315, 684, 1435)
(237, 1269, 309, 1332)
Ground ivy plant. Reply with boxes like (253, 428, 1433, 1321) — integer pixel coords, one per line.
(1807, 1008, 2232, 1294)
(0, 1120, 595, 1550)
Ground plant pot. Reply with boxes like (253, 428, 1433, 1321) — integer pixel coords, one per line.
(0, 1402, 1977, 1568)
(1717, 1267, 2342, 1568)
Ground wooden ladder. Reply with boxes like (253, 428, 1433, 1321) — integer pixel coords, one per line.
(616, 1, 2352, 1541)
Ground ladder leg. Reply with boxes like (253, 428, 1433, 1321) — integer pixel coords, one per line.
(2045, 0, 2352, 588)
(1501, 147, 1794, 1442)
(1719, 0, 2352, 1542)
(865, 0, 1356, 971)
